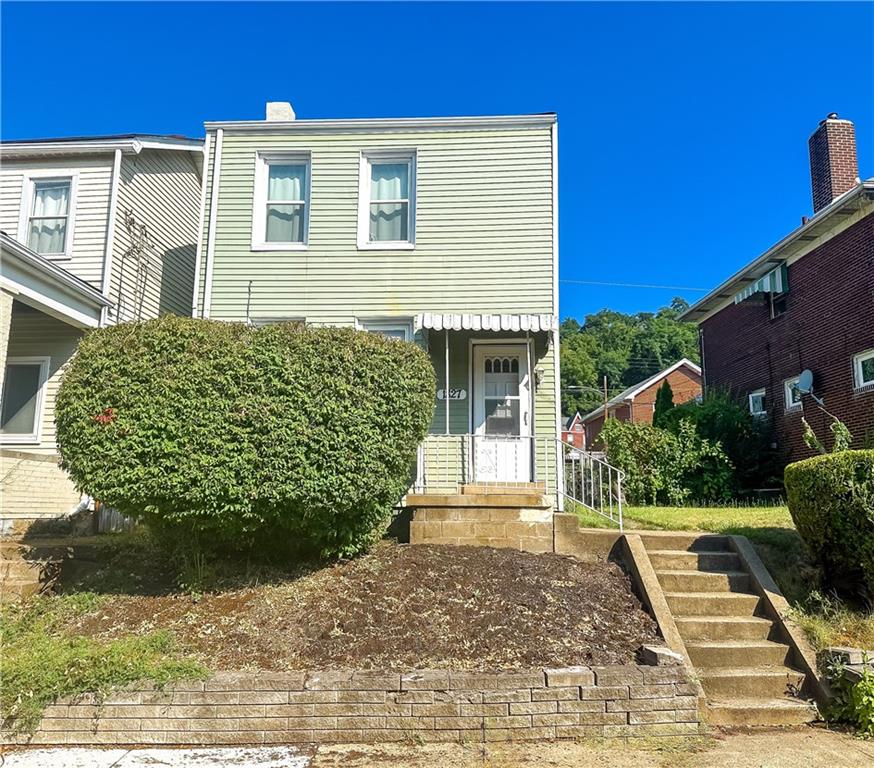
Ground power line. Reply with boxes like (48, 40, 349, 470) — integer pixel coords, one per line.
(560, 279, 710, 292)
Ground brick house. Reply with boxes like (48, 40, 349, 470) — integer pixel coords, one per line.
(562, 411, 585, 449)
(682, 114, 874, 466)
(580, 359, 702, 448)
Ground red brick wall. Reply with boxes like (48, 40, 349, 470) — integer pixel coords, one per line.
(700, 212, 874, 467)
(583, 367, 702, 447)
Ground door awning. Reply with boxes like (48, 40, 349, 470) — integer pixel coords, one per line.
(415, 313, 558, 332)
(734, 263, 788, 304)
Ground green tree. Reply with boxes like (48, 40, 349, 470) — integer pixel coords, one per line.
(652, 380, 674, 427)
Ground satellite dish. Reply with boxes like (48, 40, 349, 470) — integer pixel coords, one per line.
(797, 369, 814, 395)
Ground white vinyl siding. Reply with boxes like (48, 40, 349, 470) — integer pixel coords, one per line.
(108, 149, 201, 322)
(3, 304, 82, 453)
(196, 127, 554, 323)
(0, 156, 113, 287)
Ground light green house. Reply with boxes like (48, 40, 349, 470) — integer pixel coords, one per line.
(195, 104, 563, 497)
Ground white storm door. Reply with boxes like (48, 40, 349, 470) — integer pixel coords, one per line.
(472, 344, 532, 483)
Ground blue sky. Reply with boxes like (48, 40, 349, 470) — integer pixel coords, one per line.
(2, 2, 871, 320)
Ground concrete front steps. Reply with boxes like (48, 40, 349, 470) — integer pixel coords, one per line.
(407, 483, 554, 553)
(639, 531, 817, 727)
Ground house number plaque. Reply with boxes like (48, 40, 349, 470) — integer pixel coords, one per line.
(437, 388, 467, 400)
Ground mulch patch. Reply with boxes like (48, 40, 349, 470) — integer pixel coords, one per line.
(62, 542, 660, 670)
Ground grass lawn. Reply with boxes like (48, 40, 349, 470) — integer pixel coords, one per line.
(575, 503, 874, 652)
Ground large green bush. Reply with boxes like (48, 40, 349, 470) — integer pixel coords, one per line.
(784, 450, 874, 599)
(663, 390, 777, 491)
(56, 316, 435, 557)
(601, 418, 733, 505)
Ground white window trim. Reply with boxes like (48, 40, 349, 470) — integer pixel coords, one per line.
(251, 151, 311, 251)
(784, 376, 802, 412)
(0, 356, 50, 445)
(356, 317, 414, 341)
(748, 387, 767, 417)
(357, 150, 417, 250)
(853, 348, 874, 391)
(17, 170, 79, 260)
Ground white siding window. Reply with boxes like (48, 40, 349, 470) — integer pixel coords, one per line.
(748, 388, 767, 417)
(251, 153, 310, 250)
(358, 151, 416, 249)
(0, 357, 49, 443)
(358, 318, 413, 341)
(784, 376, 802, 411)
(853, 349, 874, 390)
(19, 173, 78, 258)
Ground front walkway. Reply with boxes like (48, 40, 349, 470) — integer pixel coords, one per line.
(4, 729, 874, 768)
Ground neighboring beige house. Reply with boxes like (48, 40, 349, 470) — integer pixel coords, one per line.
(196, 104, 561, 495)
(0, 135, 203, 531)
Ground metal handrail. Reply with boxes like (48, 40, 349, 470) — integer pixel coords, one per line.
(414, 434, 623, 529)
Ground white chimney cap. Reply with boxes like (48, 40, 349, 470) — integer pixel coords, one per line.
(266, 101, 295, 122)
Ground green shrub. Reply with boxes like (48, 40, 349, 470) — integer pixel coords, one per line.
(601, 418, 733, 505)
(826, 655, 874, 738)
(664, 390, 777, 491)
(56, 316, 435, 558)
(784, 450, 874, 599)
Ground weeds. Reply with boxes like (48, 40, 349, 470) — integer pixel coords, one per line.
(0, 593, 207, 733)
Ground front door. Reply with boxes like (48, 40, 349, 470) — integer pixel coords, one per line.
(472, 344, 532, 483)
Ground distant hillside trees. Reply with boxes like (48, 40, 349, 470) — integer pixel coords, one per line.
(560, 297, 699, 415)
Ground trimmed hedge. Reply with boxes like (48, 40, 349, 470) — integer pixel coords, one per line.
(55, 316, 435, 557)
(784, 450, 874, 598)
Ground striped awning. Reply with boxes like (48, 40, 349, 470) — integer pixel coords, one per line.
(734, 263, 788, 304)
(415, 313, 558, 332)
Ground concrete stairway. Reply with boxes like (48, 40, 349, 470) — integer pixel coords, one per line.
(0, 541, 51, 603)
(640, 532, 817, 727)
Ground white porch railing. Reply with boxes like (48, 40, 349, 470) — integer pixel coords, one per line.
(414, 434, 623, 529)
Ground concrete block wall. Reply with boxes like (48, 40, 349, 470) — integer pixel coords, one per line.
(4, 665, 700, 746)
(0, 450, 81, 530)
(410, 507, 554, 553)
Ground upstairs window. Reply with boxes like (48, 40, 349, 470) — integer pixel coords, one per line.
(784, 376, 802, 411)
(1, 357, 49, 443)
(359, 152, 415, 248)
(853, 349, 874, 390)
(252, 153, 310, 249)
(748, 388, 767, 417)
(22, 176, 75, 257)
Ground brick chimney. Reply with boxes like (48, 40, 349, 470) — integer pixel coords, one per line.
(808, 113, 859, 212)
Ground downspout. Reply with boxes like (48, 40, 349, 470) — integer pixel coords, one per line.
(99, 148, 123, 326)
(191, 132, 212, 317)
(551, 118, 564, 509)
(444, 328, 450, 435)
(202, 128, 224, 319)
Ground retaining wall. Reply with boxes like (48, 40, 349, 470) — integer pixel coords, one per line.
(5, 665, 700, 746)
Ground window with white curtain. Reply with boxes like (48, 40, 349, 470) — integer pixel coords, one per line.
(252, 153, 310, 249)
(0, 357, 49, 443)
(25, 177, 73, 256)
(359, 152, 415, 248)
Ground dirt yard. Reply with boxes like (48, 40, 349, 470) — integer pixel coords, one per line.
(58, 541, 659, 670)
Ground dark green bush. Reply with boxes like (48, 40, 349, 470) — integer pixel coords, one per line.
(601, 418, 733, 505)
(56, 316, 435, 557)
(784, 450, 874, 599)
(664, 390, 777, 491)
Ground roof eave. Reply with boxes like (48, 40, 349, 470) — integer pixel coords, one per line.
(681, 180, 874, 323)
(0, 136, 203, 158)
(204, 114, 557, 132)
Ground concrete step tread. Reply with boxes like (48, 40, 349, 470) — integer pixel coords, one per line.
(665, 591, 758, 599)
(707, 696, 815, 711)
(676, 615, 772, 624)
(656, 569, 748, 577)
(406, 493, 549, 508)
(699, 666, 803, 679)
(649, 549, 738, 558)
(687, 640, 788, 650)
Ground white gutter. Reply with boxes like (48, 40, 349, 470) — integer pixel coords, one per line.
(681, 180, 874, 321)
(202, 128, 223, 318)
(204, 114, 556, 133)
(0, 137, 202, 158)
(550, 119, 563, 510)
(99, 148, 123, 326)
(191, 132, 212, 317)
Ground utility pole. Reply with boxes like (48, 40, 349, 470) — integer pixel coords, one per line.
(603, 375, 608, 422)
